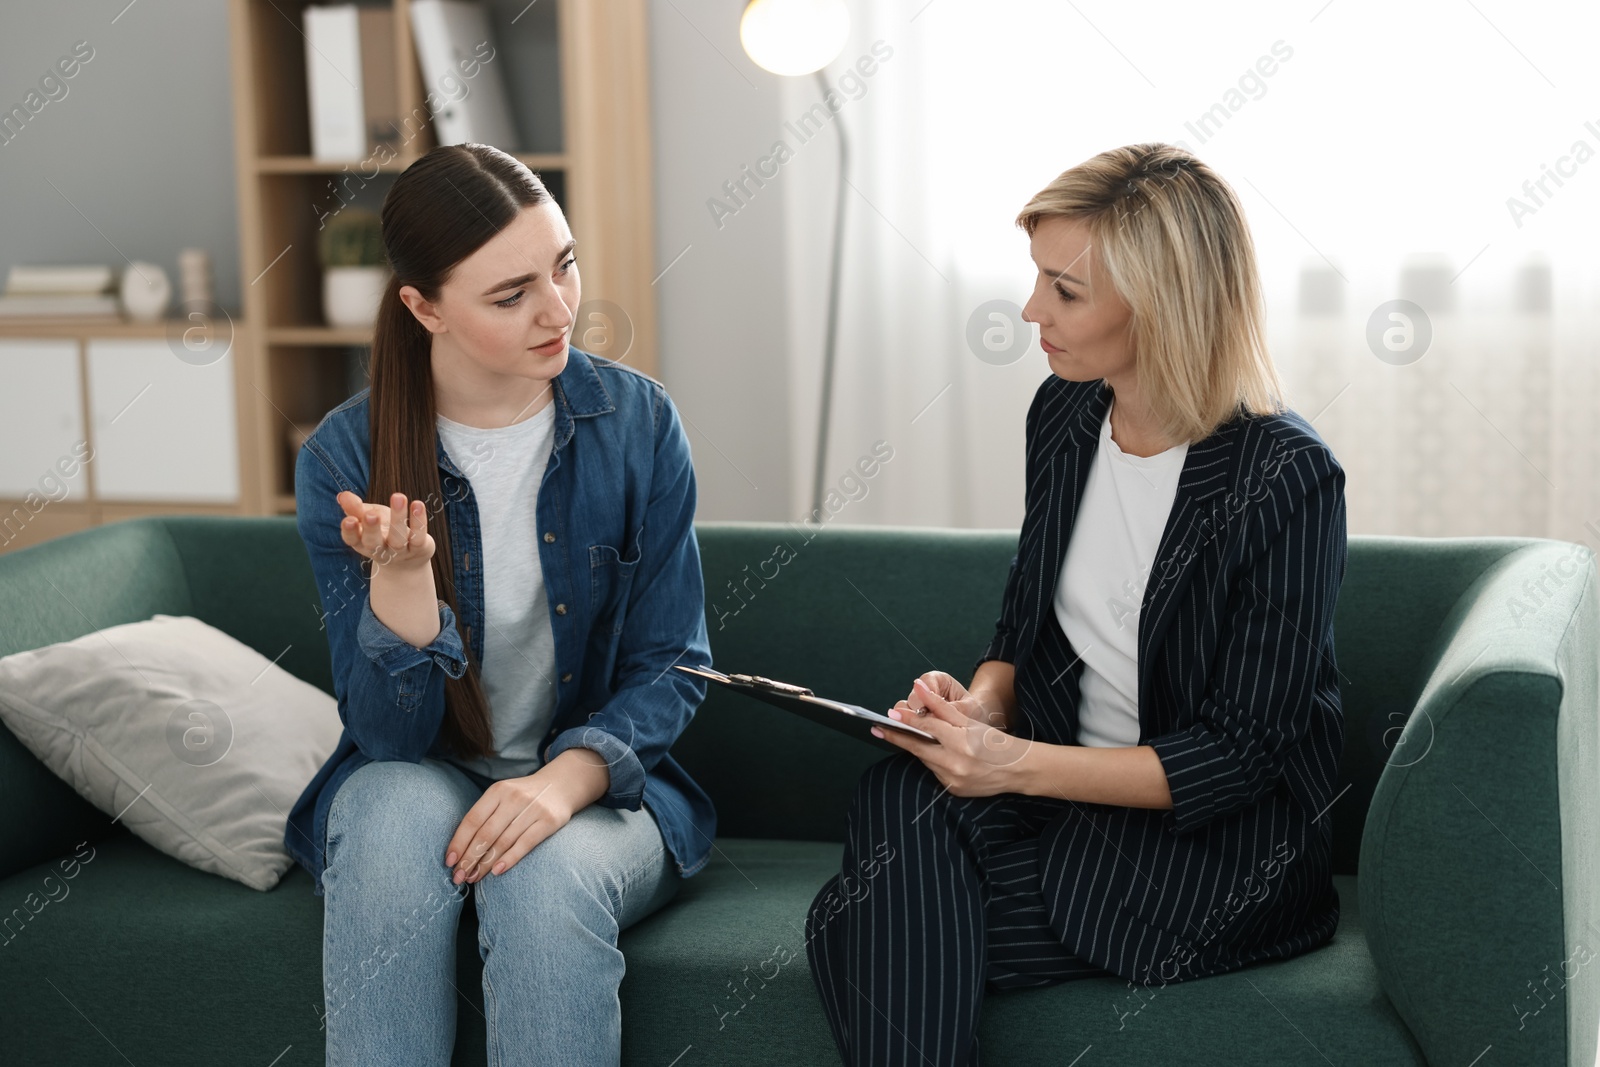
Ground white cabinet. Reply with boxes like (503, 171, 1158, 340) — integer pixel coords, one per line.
(86, 339, 239, 503)
(0, 339, 88, 502)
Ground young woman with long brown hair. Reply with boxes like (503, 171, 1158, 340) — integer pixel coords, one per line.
(284, 142, 717, 1066)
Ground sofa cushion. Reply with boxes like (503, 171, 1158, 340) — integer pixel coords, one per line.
(617, 845, 1426, 1065)
(0, 613, 343, 891)
(0, 831, 1424, 1066)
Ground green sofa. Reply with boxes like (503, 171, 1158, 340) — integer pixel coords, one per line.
(1, 516, 1597, 1066)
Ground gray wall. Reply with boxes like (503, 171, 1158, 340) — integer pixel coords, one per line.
(645, 0, 792, 522)
(0, 1, 242, 314)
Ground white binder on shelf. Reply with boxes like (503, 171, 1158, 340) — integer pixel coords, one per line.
(409, 0, 519, 151)
(304, 4, 365, 161)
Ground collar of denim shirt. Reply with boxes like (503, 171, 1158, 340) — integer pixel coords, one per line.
(432, 346, 619, 478)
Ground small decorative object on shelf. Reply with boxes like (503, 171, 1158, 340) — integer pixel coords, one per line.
(0, 263, 120, 321)
(119, 261, 172, 323)
(318, 207, 387, 328)
(177, 247, 214, 311)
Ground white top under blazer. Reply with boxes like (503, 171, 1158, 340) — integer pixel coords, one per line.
(1053, 397, 1189, 747)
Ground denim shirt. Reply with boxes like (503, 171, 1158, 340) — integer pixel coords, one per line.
(284, 348, 717, 897)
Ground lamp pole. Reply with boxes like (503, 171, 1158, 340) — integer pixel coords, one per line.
(808, 69, 848, 523)
(738, 0, 852, 523)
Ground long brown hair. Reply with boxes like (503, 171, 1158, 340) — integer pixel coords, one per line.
(368, 143, 554, 761)
(1016, 142, 1289, 445)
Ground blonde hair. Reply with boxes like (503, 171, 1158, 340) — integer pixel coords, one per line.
(1016, 142, 1289, 444)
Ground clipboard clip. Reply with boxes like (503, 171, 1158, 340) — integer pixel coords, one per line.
(673, 665, 815, 698)
(727, 673, 814, 697)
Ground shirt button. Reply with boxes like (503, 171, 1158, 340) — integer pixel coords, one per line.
(561, 672, 572, 683)
(544, 532, 556, 543)
(464, 552, 470, 571)
(556, 603, 567, 615)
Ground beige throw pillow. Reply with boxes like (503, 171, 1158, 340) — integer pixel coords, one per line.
(0, 614, 343, 891)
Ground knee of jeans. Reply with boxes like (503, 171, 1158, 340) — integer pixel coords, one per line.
(493, 808, 629, 908)
(326, 760, 469, 878)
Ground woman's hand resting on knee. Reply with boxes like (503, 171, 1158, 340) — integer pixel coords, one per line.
(872, 677, 1032, 798)
(444, 748, 612, 884)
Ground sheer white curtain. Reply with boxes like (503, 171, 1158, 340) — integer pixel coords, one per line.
(778, 0, 1600, 542)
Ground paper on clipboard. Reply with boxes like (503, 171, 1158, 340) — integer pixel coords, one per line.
(673, 664, 935, 750)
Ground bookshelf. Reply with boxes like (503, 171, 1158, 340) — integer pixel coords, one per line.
(234, 0, 660, 515)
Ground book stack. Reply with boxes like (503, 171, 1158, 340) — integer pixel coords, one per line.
(0, 265, 122, 321)
(305, 0, 518, 162)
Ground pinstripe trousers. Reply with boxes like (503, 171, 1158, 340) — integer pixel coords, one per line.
(805, 748, 1111, 1066)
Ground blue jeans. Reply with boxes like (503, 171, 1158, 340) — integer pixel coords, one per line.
(320, 757, 681, 1066)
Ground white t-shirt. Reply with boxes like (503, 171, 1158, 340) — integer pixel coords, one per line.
(435, 402, 560, 780)
(1053, 397, 1189, 747)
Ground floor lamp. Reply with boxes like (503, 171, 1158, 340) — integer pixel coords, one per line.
(740, 0, 851, 523)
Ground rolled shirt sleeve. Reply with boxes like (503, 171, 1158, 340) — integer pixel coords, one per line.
(357, 594, 469, 680)
(296, 438, 469, 764)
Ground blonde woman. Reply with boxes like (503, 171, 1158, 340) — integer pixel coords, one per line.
(805, 143, 1347, 1065)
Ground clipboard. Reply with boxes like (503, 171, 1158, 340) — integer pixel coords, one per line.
(674, 665, 935, 751)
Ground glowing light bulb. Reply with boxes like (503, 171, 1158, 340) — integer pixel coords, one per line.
(739, 0, 850, 77)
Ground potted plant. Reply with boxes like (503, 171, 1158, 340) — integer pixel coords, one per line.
(318, 208, 386, 328)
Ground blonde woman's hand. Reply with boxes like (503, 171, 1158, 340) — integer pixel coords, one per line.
(875, 678, 1031, 797)
(336, 490, 436, 571)
(898, 670, 1009, 730)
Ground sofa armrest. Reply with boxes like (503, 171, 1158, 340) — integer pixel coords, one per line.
(1360, 539, 1600, 1067)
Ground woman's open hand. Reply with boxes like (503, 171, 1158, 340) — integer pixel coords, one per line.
(336, 490, 435, 570)
(873, 678, 1032, 798)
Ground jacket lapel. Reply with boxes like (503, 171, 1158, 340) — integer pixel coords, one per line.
(1133, 427, 1237, 739)
(1027, 378, 1241, 742)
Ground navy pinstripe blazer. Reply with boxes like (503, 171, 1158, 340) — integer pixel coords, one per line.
(975, 375, 1347, 986)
